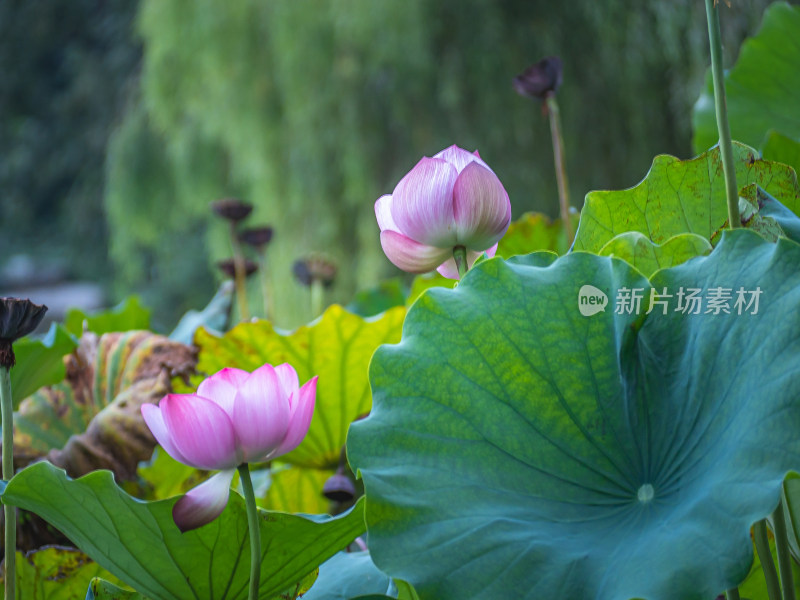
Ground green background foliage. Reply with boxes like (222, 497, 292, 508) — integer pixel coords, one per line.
(1, 0, 780, 328)
(693, 2, 800, 155)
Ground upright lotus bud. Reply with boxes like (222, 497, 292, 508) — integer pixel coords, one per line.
(375, 144, 511, 279)
(513, 56, 563, 100)
(210, 198, 253, 224)
(0, 298, 48, 367)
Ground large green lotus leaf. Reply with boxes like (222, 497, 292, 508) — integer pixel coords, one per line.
(12, 331, 196, 480)
(193, 305, 405, 469)
(64, 296, 151, 337)
(573, 143, 800, 253)
(2, 462, 365, 600)
(597, 232, 712, 278)
(87, 571, 318, 600)
(0, 547, 125, 600)
(692, 2, 800, 154)
(762, 131, 800, 176)
(10, 323, 77, 409)
(348, 229, 800, 600)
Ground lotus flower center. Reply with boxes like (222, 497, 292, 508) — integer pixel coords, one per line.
(637, 484, 655, 503)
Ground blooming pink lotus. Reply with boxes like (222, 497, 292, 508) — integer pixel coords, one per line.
(375, 145, 512, 279)
(142, 364, 317, 532)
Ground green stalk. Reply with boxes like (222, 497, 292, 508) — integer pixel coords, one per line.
(725, 588, 740, 600)
(772, 495, 796, 600)
(310, 278, 324, 319)
(453, 246, 468, 280)
(238, 464, 262, 600)
(1, 367, 15, 600)
(545, 94, 574, 244)
(754, 519, 782, 600)
(258, 252, 272, 321)
(230, 223, 250, 322)
(704, 0, 740, 229)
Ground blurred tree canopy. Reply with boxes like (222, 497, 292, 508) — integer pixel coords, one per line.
(0, 0, 140, 281)
(1, 0, 782, 328)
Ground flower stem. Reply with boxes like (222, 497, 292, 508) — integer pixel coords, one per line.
(310, 278, 324, 318)
(453, 246, 468, 279)
(772, 494, 796, 600)
(1, 366, 16, 600)
(754, 519, 782, 600)
(704, 0, 740, 229)
(544, 93, 574, 245)
(238, 464, 261, 600)
(230, 223, 250, 322)
(725, 588, 740, 600)
(258, 251, 272, 321)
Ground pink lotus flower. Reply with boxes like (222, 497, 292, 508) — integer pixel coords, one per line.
(142, 364, 317, 532)
(375, 145, 512, 279)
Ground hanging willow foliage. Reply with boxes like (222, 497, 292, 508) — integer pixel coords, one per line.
(104, 0, 773, 328)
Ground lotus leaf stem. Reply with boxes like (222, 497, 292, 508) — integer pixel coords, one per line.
(704, 0, 740, 229)
(772, 493, 796, 600)
(230, 222, 250, 321)
(754, 519, 782, 600)
(1, 366, 15, 600)
(545, 94, 574, 244)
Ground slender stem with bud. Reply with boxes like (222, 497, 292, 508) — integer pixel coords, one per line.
(1, 367, 16, 600)
(238, 464, 261, 600)
(704, 0, 740, 229)
(545, 94, 574, 245)
(230, 223, 250, 321)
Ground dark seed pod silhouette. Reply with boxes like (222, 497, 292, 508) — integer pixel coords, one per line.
(217, 259, 258, 279)
(210, 198, 253, 223)
(513, 56, 563, 100)
(0, 298, 48, 367)
(238, 226, 274, 250)
(293, 255, 338, 288)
